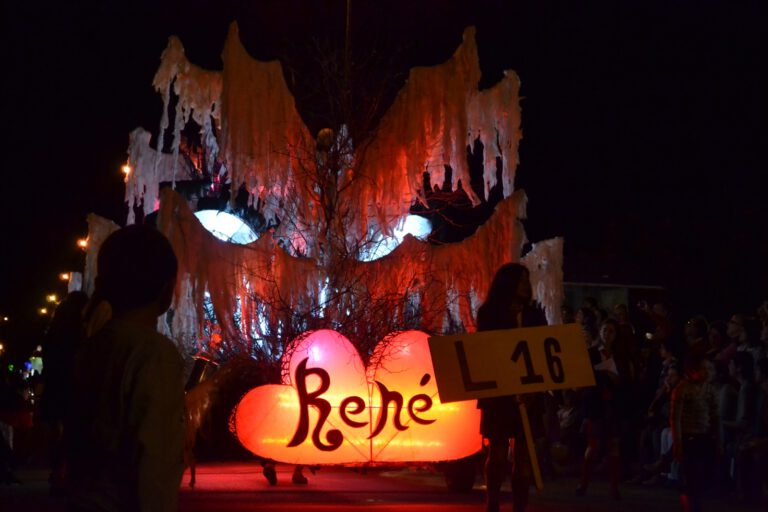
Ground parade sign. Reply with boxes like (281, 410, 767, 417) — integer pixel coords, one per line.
(428, 324, 595, 403)
(233, 330, 482, 465)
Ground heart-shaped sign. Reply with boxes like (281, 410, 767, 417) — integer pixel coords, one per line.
(233, 330, 482, 464)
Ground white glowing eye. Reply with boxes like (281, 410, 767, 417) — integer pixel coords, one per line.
(398, 215, 432, 240)
(357, 215, 432, 262)
(194, 210, 259, 245)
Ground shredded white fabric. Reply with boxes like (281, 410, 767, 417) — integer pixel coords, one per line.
(83, 214, 120, 296)
(521, 237, 565, 325)
(124, 128, 189, 224)
(118, 23, 561, 359)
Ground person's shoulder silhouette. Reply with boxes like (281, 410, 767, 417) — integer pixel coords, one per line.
(69, 224, 185, 512)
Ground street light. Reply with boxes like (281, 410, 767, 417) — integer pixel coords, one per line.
(77, 238, 88, 249)
(60, 272, 70, 281)
(46, 294, 58, 303)
(122, 164, 132, 177)
(2, 317, 8, 322)
(39, 307, 48, 315)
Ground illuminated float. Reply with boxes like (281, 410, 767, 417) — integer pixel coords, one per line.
(81, 22, 564, 473)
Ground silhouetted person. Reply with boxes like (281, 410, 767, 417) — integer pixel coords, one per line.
(671, 354, 719, 512)
(41, 290, 88, 495)
(68, 225, 184, 511)
(477, 263, 545, 512)
(576, 318, 625, 500)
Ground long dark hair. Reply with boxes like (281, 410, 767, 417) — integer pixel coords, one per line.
(483, 263, 530, 309)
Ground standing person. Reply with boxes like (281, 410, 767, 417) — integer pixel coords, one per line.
(576, 318, 625, 500)
(670, 354, 719, 512)
(477, 263, 545, 512)
(68, 225, 185, 512)
(40, 290, 88, 495)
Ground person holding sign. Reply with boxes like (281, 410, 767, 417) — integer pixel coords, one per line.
(576, 318, 627, 500)
(476, 263, 546, 512)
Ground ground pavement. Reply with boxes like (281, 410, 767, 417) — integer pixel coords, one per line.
(1, 461, 762, 511)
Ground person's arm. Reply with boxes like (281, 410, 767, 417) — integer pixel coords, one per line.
(722, 385, 749, 432)
(706, 385, 722, 454)
(670, 384, 684, 459)
(132, 340, 185, 511)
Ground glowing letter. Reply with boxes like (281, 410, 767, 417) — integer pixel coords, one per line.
(288, 358, 343, 451)
(369, 381, 407, 439)
(407, 373, 436, 425)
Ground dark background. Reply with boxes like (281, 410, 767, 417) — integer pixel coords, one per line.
(1, 0, 765, 359)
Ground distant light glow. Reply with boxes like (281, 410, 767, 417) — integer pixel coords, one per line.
(121, 164, 131, 177)
(194, 210, 258, 245)
(39, 308, 48, 315)
(358, 215, 432, 262)
(46, 294, 58, 303)
(59, 272, 70, 281)
(77, 238, 88, 249)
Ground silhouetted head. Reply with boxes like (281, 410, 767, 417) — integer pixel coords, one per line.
(95, 225, 178, 316)
(599, 318, 619, 350)
(484, 263, 532, 309)
(685, 316, 709, 344)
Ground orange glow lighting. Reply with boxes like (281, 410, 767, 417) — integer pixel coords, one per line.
(233, 330, 481, 465)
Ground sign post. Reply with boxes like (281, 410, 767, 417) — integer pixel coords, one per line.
(428, 324, 595, 491)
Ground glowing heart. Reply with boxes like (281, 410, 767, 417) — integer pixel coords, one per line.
(233, 330, 482, 464)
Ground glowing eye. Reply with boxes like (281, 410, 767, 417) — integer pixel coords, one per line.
(194, 210, 258, 245)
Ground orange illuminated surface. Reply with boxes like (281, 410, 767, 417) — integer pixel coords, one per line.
(233, 330, 482, 465)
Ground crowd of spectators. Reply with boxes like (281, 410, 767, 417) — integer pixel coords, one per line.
(2, 286, 767, 509)
(546, 297, 768, 507)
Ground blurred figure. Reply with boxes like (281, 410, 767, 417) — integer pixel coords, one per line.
(707, 320, 729, 361)
(261, 462, 310, 486)
(637, 301, 674, 344)
(0, 371, 24, 485)
(671, 354, 719, 512)
(684, 316, 709, 356)
(561, 304, 575, 324)
(740, 317, 765, 368)
(757, 301, 768, 335)
(723, 352, 758, 501)
(575, 307, 599, 348)
(40, 291, 88, 495)
(576, 319, 625, 500)
(68, 225, 185, 511)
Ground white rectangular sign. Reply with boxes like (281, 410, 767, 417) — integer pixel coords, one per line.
(428, 324, 596, 403)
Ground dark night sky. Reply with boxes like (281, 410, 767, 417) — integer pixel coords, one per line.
(1, 1, 766, 342)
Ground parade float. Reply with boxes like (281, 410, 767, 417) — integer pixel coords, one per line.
(82, 23, 564, 477)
